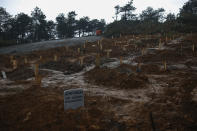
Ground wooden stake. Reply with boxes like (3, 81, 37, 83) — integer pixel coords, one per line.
(65, 46, 69, 51)
(163, 60, 167, 71)
(114, 42, 116, 46)
(159, 43, 161, 50)
(54, 55, 58, 61)
(78, 48, 80, 54)
(95, 54, 100, 67)
(122, 45, 129, 51)
(141, 48, 145, 55)
(97, 40, 100, 46)
(13, 60, 17, 70)
(105, 49, 112, 58)
(10, 56, 14, 63)
(100, 44, 103, 51)
(34, 63, 39, 77)
(192, 44, 195, 52)
(24, 57, 28, 64)
(166, 36, 168, 42)
(107, 51, 110, 58)
(40, 56, 42, 60)
(120, 56, 123, 65)
(34, 75, 42, 86)
(159, 38, 162, 49)
(79, 56, 84, 66)
(135, 45, 137, 51)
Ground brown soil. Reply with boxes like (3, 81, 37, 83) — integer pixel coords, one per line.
(0, 86, 129, 131)
(1, 34, 197, 131)
(4, 66, 49, 81)
(85, 65, 148, 89)
(40, 60, 84, 74)
(138, 78, 197, 131)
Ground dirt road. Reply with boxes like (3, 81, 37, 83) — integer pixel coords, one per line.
(0, 36, 101, 55)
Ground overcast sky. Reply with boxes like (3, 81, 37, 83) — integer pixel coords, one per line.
(1, 0, 188, 23)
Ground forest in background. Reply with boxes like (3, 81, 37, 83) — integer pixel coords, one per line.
(0, 0, 197, 47)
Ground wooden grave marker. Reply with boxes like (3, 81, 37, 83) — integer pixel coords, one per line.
(24, 57, 28, 64)
(120, 56, 123, 65)
(12, 60, 17, 70)
(163, 60, 167, 71)
(104, 49, 112, 58)
(79, 56, 85, 66)
(78, 48, 80, 54)
(192, 44, 195, 52)
(34, 63, 39, 77)
(95, 54, 100, 67)
(33, 63, 42, 86)
(54, 55, 58, 61)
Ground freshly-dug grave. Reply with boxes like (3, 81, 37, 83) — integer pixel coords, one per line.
(40, 60, 84, 74)
(4, 66, 49, 81)
(185, 58, 197, 67)
(85, 65, 148, 89)
(6, 67, 34, 81)
(0, 86, 128, 131)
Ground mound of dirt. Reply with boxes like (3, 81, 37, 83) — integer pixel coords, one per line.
(141, 64, 161, 74)
(6, 67, 34, 81)
(85, 66, 148, 89)
(40, 60, 84, 74)
(0, 87, 125, 131)
(185, 58, 197, 67)
(5, 67, 49, 81)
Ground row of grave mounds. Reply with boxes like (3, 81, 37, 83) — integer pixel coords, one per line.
(134, 47, 197, 65)
(0, 65, 50, 81)
(40, 59, 84, 75)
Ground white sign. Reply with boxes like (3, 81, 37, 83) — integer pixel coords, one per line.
(64, 88, 84, 110)
(1, 71, 7, 79)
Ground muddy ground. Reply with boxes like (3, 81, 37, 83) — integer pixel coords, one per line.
(0, 34, 197, 131)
